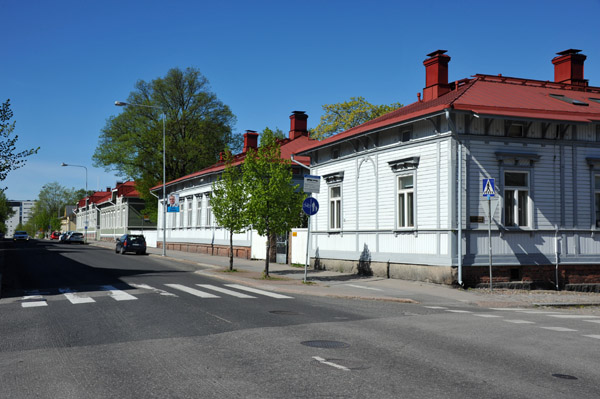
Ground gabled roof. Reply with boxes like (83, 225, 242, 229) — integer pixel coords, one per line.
(297, 74, 600, 154)
(77, 181, 141, 207)
(150, 134, 314, 191)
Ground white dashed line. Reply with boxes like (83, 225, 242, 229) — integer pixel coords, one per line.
(59, 288, 96, 304)
(100, 285, 138, 301)
(129, 283, 178, 297)
(583, 320, 600, 324)
(489, 308, 528, 311)
(540, 327, 578, 332)
(312, 357, 350, 371)
(546, 314, 600, 319)
(445, 310, 472, 313)
(224, 284, 293, 299)
(424, 306, 447, 309)
(472, 314, 502, 318)
(583, 335, 600, 340)
(517, 311, 562, 314)
(21, 301, 47, 308)
(504, 320, 535, 324)
(196, 284, 256, 298)
(165, 284, 219, 298)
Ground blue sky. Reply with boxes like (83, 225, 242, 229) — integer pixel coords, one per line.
(2, 0, 599, 200)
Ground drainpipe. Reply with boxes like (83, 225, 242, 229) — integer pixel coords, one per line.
(445, 109, 463, 286)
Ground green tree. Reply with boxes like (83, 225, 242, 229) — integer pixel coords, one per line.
(311, 96, 403, 140)
(242, 129, 305, 277)
(0, 99, 39, 186)
(28, 182, 85, 236)
(211, 150, 249, 271)
(93, 67, 239, 220)
(0, 190, 15, 233)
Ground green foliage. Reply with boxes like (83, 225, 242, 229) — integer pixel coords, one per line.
(28, 182, 84, 235)
(311, 96, 403, 140)
(0, 190, 15, 233)
(93, 67, 239, 220)
(242, 129, 305, 276)
(0, 99, 39, 186)
(211, 150, 248, 270)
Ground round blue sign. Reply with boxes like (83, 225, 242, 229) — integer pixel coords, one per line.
(302, 197, 319, 216)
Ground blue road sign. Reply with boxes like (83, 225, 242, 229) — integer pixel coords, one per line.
(302, 197, 319, 216)
(482, 178, 495, 197)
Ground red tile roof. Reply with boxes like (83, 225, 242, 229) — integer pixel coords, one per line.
(296, 74, 600, 154)
(151, 134, 314, 191)
(77, 181, 141, 207)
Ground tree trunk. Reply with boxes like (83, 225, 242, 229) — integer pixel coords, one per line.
(264, 231, 270, 277)
(229, 230, 234, 271)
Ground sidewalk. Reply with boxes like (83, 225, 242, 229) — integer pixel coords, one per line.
(90, 240, 600, 311)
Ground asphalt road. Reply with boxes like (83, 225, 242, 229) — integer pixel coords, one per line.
(1, 240, 599, 398)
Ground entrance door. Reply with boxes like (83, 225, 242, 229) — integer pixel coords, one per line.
(275, 234, 288, 264)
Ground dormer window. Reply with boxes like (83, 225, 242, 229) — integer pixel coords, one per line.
(549, 93, 588, 106)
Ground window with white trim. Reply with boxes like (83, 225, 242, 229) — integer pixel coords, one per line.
(205, 193, 212, 227)
(187, 198, 192, 227)
(504, 171, 529, 227)
(179, 200, 185, 228)
(329, 185, 342, 230)
(196, 195, 202, 227)
(398, 175, 414, 227)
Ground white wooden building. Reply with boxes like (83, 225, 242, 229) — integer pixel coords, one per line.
(297, 49, 600, 289)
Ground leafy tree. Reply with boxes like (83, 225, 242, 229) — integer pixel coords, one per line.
(93, 67, 239, 220)
(0, 190, 15, 233)
(28, 182, 86, 236)
(242, 129, 305, 277)
(211, 150, 249, 271)
(311, 96, 403, 140)
(0, 99, 39, 186)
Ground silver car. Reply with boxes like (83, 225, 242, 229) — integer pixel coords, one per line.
(66, 232, 84, 244)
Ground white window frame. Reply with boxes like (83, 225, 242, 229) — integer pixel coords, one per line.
(329, 185, 342, 230)
(179, 199, 185, 228)
(205, 193, 212, 228)
(397, 174, 415, 228)
(503, 171, 530, 228)
(186, 197, 192, 227)
(594, 174, 600, 228)
(196, 195, 202, 227)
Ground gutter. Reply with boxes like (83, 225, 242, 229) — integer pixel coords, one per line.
(445, 108, 463, 287)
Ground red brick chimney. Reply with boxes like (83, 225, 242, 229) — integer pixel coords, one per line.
(422, 50, 451, 102)
(552, 49, 587, 87)
(289, 111, 308, 140)
(243, 130, 259, 152)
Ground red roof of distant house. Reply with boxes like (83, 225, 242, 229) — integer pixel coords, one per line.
(297, 74, 600, 154)
(77, 181, 141, 207)
(150, 133, 314, 191)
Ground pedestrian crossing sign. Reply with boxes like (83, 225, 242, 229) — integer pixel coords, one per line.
(482, 178, 495, 197)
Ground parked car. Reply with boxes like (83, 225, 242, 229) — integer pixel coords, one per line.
(66, 232, 84, 244)
(59, 231, 73, 242)
(50, 231, 60, 240)
(13, 231, 29, 241)
(115, 234, 146, 255)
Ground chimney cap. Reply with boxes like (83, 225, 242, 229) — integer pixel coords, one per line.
(245, 130, 257, 134)
(556, 49, 582, 56)
(291, 110, 306, 115)
(426, 49, 448, 57)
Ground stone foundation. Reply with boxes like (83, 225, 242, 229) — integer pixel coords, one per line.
(157, 242, 251, 259)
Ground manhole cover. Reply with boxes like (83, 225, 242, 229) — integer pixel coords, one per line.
(552, 374, 578, 380)
(269, 310, 300, 315)
(301, 340, 350, 349)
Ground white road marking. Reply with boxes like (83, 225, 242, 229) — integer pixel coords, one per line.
(100, 285, 138, 301)
(445, 310, 472, 313)
(504, 320, 535, 324)
(165, 284, 219, 298)
(472, 314, 502, 318)
(517, 311, 562, 314)
(583, 320, 600, 324)
(312, 356, 350, 371)
(346, 284, 382, 291)
(540, 327, 578, 332)
(196, 284, 256, 298)
(583, 335, 600, 340)
(59, 288, 95, 304)
(546, 314, 600, 319)
(129, 283, 178, 297)
(224, 284, 293, 299)
(490, 308, 528, 311)
(424, 306, 447, 309)
(21, 301, 47, 308)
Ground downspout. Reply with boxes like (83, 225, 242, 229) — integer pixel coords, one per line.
(445, 109, 463, 287)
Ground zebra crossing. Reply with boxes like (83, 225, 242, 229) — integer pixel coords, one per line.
(10, 283, 293, 308)
(423, 305, 600, 341)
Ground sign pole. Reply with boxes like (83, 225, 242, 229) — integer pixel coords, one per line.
(488, 194, 493, 291)
(301, 175, 321, 284)
(304, 200, 311, 283)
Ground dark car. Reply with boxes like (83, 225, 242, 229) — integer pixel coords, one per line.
(13, 231, 29, 241)
(115, 234, 146, 255)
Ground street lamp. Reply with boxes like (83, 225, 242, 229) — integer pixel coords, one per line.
(61, 162, 88, 243)
(115, 100, 167, 256)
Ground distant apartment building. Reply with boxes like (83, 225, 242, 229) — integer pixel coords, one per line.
(6, 200, 36, 237)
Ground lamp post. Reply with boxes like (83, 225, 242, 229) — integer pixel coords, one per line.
(115, 100, 167, 256)
(61, 162, 88, 243)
